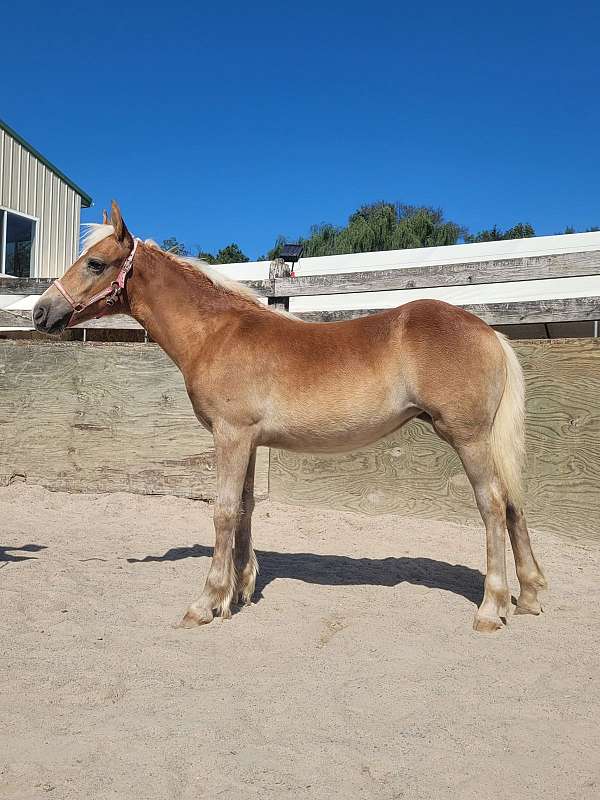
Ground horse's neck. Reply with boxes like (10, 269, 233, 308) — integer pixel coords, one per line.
(126, 247, 243, 372)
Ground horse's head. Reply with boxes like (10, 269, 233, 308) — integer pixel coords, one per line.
(33, 201, 135, 334)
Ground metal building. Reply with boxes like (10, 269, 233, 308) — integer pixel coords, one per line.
(0, 119, 92, 279)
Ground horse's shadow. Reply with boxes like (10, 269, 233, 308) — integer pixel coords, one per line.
(128, 545, 484, 607)
(0, 544, 46, 563)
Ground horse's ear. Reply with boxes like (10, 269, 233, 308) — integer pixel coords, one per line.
(110, 200, 131, 244)
(102, 209, 109, 225)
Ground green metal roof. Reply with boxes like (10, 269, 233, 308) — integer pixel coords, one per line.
(0, 118, 93, 208)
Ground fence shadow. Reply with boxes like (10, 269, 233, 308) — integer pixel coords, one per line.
(0, 544, 47, 563)
(128, 545, 484, 607)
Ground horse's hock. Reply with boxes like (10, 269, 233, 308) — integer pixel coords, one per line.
(0, 336, 598, 543)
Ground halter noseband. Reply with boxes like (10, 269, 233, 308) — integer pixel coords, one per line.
(53, 237, 140, 327)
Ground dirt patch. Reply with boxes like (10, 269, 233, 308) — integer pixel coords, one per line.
(1, 484, 599, 799)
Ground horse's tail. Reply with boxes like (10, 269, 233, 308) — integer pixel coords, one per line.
(491, 332, 526, 508)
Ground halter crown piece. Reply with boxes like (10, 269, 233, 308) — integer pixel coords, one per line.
(53, 237, 140, 327)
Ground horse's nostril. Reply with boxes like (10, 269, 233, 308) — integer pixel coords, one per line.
(33, 305, 47, 325)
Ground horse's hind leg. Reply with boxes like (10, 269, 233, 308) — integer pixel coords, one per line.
(506, 504, 547, 615)
(234, 449, 259, 606)
(450, 436, 511, 633)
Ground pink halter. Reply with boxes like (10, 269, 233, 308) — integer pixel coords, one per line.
(53, 237, 140, 327)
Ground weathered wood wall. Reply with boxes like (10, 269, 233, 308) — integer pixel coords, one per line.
(269, 338, 600, 543)
(1, 339, 598, 543)
(0, 341, 269, 499)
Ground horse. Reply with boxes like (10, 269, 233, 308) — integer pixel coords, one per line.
(33, 202, 547, 633)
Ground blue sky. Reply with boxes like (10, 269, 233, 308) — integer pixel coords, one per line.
(4, 1, 600, 258)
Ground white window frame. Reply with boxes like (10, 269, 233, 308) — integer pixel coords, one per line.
(0, 206, 39, 278)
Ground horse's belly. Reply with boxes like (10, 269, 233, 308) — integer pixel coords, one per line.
(260, 405, 419, 454)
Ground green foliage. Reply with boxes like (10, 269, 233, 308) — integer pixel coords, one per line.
(161, 237, 189, 256)
(164, 208, 598, 266)
(266, 202, 466, 260)
(559, 225, 600, 234)
(464, 223, 535, 243)
(161, 239, 250, 264)
(196, 243, 249, 264)
(196, 251, 218, 264)
(213, 243, 250, 264)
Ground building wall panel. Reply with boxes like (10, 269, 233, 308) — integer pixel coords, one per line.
(0, 129, 85, 277)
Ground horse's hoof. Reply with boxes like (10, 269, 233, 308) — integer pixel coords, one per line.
(515, 602, 543, 616)
(177, 608, 213, 628)
(473, 615, 504, 633)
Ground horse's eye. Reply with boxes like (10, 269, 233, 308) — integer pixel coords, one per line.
(88, 259, 106, 273)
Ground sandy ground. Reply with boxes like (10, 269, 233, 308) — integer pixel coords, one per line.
(1, 484, 599, 800)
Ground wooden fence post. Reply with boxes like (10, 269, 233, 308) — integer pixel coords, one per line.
(268, 258, 291, 312)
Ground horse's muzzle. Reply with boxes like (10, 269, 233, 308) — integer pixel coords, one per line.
(32, 291, 73, 335)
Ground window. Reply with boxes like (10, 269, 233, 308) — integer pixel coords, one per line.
(1, 209, 36, 277)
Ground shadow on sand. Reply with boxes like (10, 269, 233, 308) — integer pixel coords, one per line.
(128, 544, 484, 607)
(0, 544, 47, 563)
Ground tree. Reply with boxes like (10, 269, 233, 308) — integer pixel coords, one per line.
(265, 202, 466, 259)
(558, 225, 600, 234)
(214, 243, 250, 264)
(161, 237, 189, 256)
(196, 243, 249, 264)
(464, 223, 535, 243)
(197, 250, 218, 264)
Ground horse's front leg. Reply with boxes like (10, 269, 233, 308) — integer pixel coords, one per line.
(179, 429, 253, 627)
(234, 449, 258, 606)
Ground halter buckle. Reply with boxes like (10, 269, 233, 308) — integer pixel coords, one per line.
(106, 283, 122, 306)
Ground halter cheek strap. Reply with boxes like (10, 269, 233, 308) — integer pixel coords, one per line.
(52, 237, 140, 328)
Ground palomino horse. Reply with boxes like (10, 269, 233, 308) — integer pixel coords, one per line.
(33, 202, 546, 633)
